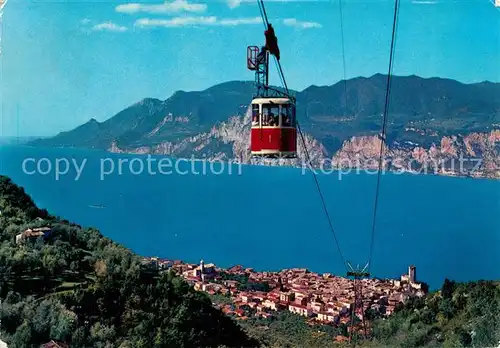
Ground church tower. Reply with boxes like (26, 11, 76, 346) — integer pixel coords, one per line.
(200, 259, 206, 283)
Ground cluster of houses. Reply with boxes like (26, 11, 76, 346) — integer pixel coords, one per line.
(15, 227, 52, 244)
(141, 257, 426, 335)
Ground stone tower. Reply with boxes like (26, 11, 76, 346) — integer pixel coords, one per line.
(409, 265, 416, 283)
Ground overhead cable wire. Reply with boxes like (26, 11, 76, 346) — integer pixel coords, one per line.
(338, 0, 349, 112)
(367, 0, 401, 274)
(296, 121, 348, 270)
(257, 0, 348, 272)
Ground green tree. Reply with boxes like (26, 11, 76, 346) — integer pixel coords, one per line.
(10, 321, 32, 348)
(441, 279, 455, 300)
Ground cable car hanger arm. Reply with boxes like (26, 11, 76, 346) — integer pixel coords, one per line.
(256, 0, 289, 97)
(256, 84, 295, 101)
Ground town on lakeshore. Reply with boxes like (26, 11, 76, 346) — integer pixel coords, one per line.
(141, 257, 427, 338)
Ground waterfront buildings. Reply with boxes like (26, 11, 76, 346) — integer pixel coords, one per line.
(142, 257, 426, 334)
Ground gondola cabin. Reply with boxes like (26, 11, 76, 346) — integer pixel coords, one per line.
(250, 97, 297, 158)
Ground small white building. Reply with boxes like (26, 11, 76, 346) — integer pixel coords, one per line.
(15, 227, 50, 244)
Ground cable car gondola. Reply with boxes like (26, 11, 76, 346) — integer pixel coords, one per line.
(247, 27, 297, 158)
(249, 95, 297, 158)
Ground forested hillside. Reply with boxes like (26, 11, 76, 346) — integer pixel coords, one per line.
(240, 280, 500, 348)
(0, 175, 257, 348)
(365, 279, 500, 348)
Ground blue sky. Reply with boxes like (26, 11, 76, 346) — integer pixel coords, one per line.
(1, 0, 499, 136)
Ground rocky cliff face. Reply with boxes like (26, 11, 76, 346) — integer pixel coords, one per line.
(333, 131, 500, 177)
(109, 107, 500, 179)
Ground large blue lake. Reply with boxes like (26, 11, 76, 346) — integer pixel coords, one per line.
(0, 145, 499, 290)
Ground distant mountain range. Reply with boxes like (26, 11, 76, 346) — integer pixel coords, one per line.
(29, 74, 500, 178)
(0, 136, 46, 145)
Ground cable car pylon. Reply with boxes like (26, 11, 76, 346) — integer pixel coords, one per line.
(347, 262, 370, 343)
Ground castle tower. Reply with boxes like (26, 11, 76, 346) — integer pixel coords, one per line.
(409, 265, 416, 283)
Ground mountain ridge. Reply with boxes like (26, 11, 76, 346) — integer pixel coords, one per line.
(28, 74, 500, 178)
